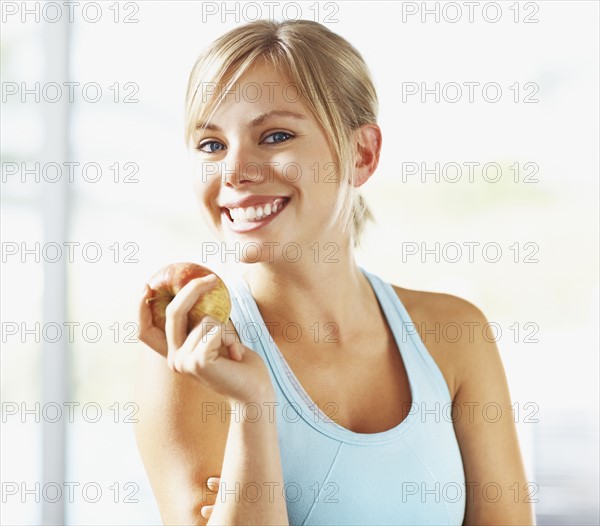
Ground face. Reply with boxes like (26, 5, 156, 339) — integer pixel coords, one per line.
(191, 61, 346, 264)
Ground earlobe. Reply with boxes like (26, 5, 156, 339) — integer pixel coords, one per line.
(353, 124, 382, 188)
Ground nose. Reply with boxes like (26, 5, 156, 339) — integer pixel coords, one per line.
(221, 142, 267, 187)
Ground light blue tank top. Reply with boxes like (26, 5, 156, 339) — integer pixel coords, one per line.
(221, 266, 466, 525)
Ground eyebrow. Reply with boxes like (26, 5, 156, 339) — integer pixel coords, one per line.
(195, 110, 306, 132)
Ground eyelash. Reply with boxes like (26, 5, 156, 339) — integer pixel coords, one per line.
(195, 131, 294, 154)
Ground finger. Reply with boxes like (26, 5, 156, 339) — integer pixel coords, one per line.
(205, 319, 248, 363)
(175, 317, 223, 372)
(220, 319, 245, 362)
(165, 275, 218, 353)
(227, 340, 245, 362)
(182, 317, 245, 364)
(138, 284, 168, 356)
(183, 328, 252, 397)
(200, 505, 213, 519)
(194, 318, 244, 362)
(206, 477, 220, 493)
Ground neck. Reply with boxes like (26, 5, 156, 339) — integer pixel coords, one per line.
(240, 242, 376, 346)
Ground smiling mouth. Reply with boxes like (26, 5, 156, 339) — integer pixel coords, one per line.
(223, 197, 290, 224)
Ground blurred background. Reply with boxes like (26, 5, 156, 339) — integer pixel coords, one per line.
(1, 1, 598, 524)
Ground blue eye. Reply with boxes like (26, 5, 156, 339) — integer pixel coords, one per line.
(263, 132, 293, 144)
(197, 141, 225, 154)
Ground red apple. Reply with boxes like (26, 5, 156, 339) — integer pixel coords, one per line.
(146, 262, 231, 332)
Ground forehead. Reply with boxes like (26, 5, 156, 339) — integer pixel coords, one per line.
(203, 60, 312, 124)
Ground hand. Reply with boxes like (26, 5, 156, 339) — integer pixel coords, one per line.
(137, 275, 274, 404)
(200, 476, 221, 520)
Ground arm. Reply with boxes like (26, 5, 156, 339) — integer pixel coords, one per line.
(134, 351, 288, 525)
(449, 299, 536, 525)
(134, 349, 227, 525)
(135, 278, 289, 525)
(209, 409, 289, 525)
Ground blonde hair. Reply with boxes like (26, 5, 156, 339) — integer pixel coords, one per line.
(184, 20, 377, 247)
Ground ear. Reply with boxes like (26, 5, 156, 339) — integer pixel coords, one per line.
(352, 124, 382, 188)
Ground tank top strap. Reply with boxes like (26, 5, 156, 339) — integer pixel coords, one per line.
(220, 270, 272, 361)
(360, 267, 453, 403)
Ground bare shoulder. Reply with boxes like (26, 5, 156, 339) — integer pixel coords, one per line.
(389, 285, 534, 523)
(391, 284, 486, 323)
(390, 284, 491, 401)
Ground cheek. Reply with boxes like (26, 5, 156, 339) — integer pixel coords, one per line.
(192, 179, 220, 224)
(191, 163, 204, 197)
(307, 162, 341, 203)
(192, 165, 214, 201)
(192, 185, 210, 216)
(192, 178, 202, 202)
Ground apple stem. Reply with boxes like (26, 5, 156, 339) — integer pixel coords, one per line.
(145, 295, 173, 304)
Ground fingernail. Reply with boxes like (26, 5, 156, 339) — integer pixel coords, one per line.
(200, 506, 212, 518)
(207, 478, 220, 491)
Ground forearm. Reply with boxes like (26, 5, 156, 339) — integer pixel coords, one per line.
(207, 395, 289, 526)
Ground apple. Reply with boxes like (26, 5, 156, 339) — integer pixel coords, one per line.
(146, 262, 231, 332)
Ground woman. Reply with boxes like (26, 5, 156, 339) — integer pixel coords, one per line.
(135, 20, 534, 525)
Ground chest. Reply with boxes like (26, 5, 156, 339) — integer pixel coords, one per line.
(275, 335, 413, 434)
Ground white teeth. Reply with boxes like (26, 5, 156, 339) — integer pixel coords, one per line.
(228, 198, 286, 223)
